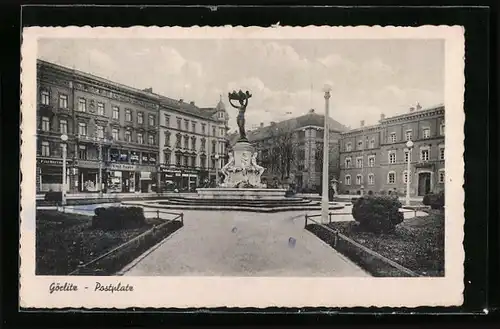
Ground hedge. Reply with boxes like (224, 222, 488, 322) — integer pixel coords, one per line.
(352, 195, 404, 233)
(423, 191, 445, 210)
(92, 206, 146, 230)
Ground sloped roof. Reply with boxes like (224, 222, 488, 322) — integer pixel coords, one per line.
(240, 110, 347, 143)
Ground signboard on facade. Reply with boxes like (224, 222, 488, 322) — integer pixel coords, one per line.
(37, 158, 72, 166)
(108, 163, 137, 171)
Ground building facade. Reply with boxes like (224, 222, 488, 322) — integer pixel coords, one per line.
(158, 97, 229, 191)
(232, 109, 346, 191)
(339, 104, 445, 197)
(36, 59, 229, 194)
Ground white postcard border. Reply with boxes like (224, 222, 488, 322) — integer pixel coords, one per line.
(20, 25, 465, 308)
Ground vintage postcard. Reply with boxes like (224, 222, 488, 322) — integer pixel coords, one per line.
(20, 25, 465, 309)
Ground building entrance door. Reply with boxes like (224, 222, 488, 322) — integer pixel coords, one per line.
(418, 172, 431, 196)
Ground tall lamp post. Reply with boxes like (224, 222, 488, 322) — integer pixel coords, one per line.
(405, 140, 414, 206)
(60, 134, 68, 206)
(321, 84, 332, 224)
(214, 153, 220, 187)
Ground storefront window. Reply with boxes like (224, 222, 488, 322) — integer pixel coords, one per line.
(149, 153, 157, 165)
(107, 171, 122, 193)
(130, 151, 140, 163)
(141, 153, 149, 164)
(110, 149, 119, 162)
(119, 150, 129, 162)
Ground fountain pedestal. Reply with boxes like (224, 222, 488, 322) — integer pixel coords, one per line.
(221, 141, 265, 188)
(196, 140, 287, 199)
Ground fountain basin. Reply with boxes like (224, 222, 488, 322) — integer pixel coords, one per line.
(196, 188, 287, 200)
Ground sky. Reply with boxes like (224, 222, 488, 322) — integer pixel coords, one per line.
(38, 38, 444, 131)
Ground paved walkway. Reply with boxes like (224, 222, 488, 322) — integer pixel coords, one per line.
(122, 210, 370, 277)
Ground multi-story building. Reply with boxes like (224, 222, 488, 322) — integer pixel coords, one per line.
(339, 104, 445, 197)
(230, 109, 347, 191)
(158, 96, 229, 191)
(36, 59, 229, 194)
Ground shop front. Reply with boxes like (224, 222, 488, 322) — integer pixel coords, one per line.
(106, 163, 137, 193)
(37, 157, 72, 193)
(182, 169, 199, 192)
(159, 166, 182, 192)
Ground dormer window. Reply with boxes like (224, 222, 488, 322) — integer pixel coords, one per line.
(218, 111, 225, 119)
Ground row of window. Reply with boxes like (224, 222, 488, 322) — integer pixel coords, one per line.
(77, 122, 156, 145)
(344, 146, 445, 168)
(40, 91, 157, 125)
(344, 169, 445, 186)
(344, 124, 445, 152)
(166, 115, 226, 137)
(162, 153, 222, 169)
(163, 131, 226, 153)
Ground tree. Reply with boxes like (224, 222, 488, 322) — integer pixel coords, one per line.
(313, 135, 341, 182)
(266, 123, 301, 180)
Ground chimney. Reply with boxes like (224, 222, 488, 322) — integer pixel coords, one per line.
(360, 120, 365, 127)
(260, 122, 264, 128)
(410, 106, 415, 112)
(189, 101, 195, 105)
(380, 113, 386, 120)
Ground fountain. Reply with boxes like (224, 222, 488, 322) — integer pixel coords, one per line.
(196, 90, 287, 200)
(122, 90, 344, 212)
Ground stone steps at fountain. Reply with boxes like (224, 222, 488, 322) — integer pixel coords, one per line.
(161, 197, 313, 208)
(122, 199, 345, 213)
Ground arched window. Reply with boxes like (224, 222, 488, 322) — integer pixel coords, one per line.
(345, 175, 351, 186)
(356, 174, 363, 185)
(387, 171, 396, 184)
(368, 173, 375, 185)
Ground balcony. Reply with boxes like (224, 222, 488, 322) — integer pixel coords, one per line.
(414, 161, 434, 169)
(76, 135, 113, 145)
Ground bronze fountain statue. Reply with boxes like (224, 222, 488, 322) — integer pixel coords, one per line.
(228, 90, 252, 141)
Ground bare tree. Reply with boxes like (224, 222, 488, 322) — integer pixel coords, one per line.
(266, 123, 300, 180)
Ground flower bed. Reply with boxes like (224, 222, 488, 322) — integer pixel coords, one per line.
(36, 210, 182, 275)
(306, 210, 444, 277)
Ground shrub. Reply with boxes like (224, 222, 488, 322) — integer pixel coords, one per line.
(92, 206, 146, 231)
(352, 195, 404, 233)
(423, 191, 445, 210)
(44, 191, 62, 202)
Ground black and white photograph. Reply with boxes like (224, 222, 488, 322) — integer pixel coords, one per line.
(20, 26, 465, 308)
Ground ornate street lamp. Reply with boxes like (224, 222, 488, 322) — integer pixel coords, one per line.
(321, 84, 332, 224)
(60, 134, 68, 206)
(405, 140, 414, 206)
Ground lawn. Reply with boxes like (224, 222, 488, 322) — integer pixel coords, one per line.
(36, 210, 166, 275)
(308, 210, 445, 277)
